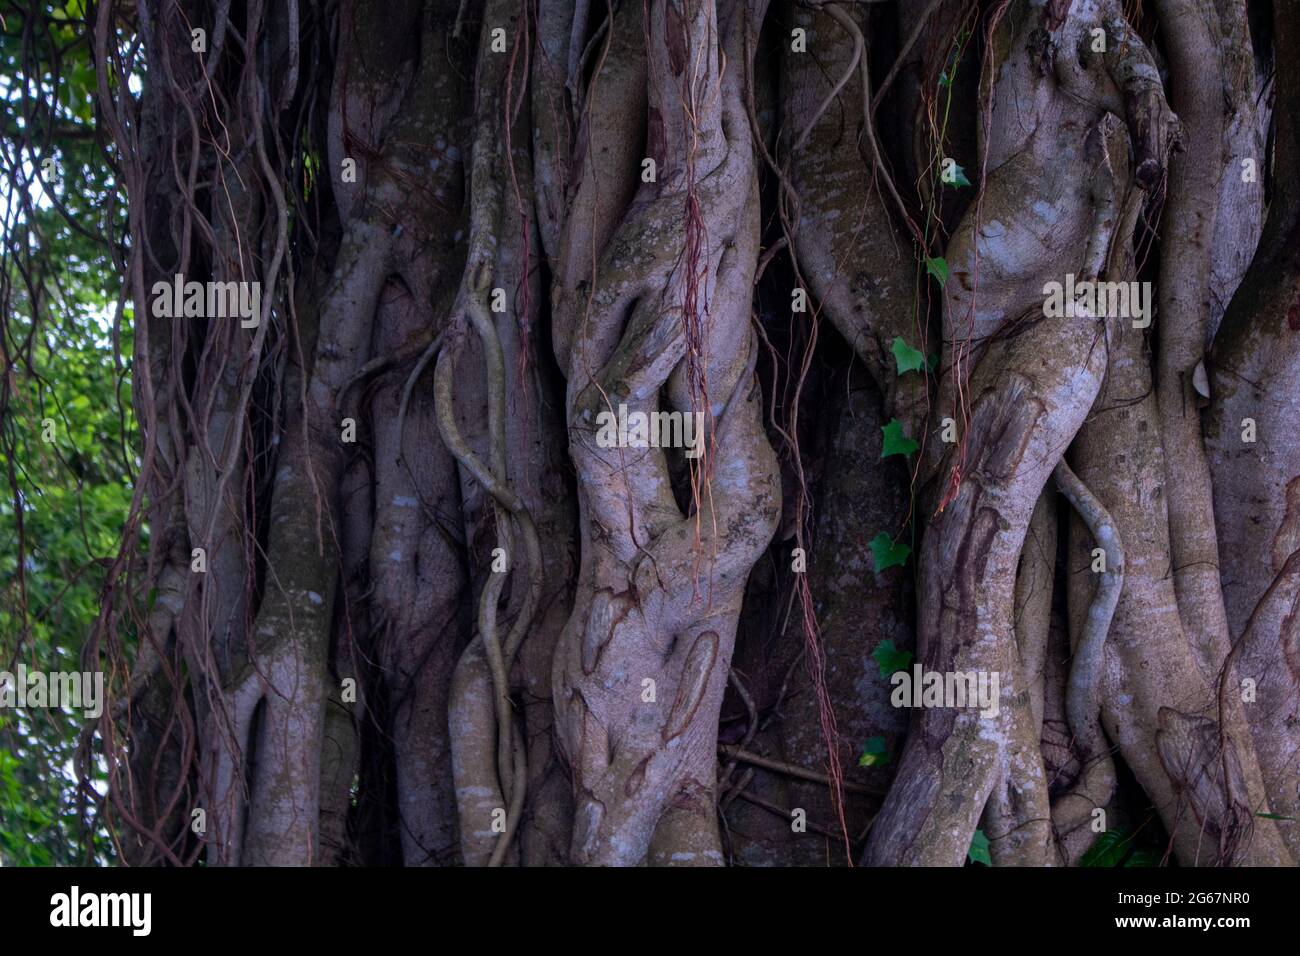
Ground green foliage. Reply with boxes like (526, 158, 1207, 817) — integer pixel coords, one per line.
(891, 337, 927, 375)
(924, 256, 949, 287)
(0, 0, 131, 865)
(880, 418, 919, 459)
(869, 532, 911, 573)
(968, 829, 991, 866)
(1080, 829, 1131, 867)
(1080, 827, 1164, 868)
(858, 736, 891, 768)
(872, 639, 913, 679)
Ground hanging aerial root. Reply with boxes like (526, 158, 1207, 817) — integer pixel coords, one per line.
(434, 264, 544, 865)
(1052, 459, 1123, 835)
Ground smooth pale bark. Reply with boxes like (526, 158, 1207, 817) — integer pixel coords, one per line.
(863, 314, 1108, 866)
(1206, 0, 1300, 860)
(987, 490, 1057, 866)
(782, 2, 926, 432)
(1152, 0, 1236, 681)
(1068, 314, 1289, 865)
(552, 0, 779, 866)
(865, 0, 1170, 867)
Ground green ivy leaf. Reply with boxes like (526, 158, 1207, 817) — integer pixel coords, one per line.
(925, 256, 949, 287)
(872, 639, 913, 679)
(891, 337, 927, 375)
(881, 418, 919, 459)
(944, 162, 972, 188)
(1080, 828, 1133, 867)
(1123, 849, 1162, 868)
(858, 736, 891, 768)
(869, 532, 911, 573)
(1255, 812, 1297, 821)
(968, 829, 992, 866)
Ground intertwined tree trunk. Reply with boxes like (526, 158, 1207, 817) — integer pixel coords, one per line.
(90, 0, 1299, 867)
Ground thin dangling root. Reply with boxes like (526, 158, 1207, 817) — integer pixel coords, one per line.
(1052, 459, 1124, 835)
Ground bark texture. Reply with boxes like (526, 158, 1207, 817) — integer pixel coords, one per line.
(71, 0, 1300, 867)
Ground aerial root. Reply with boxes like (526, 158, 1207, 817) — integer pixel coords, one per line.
(434, 265, 543, 865)
(1051, 459, 1123, 836)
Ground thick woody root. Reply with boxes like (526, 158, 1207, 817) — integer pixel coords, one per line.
(548, 0, 779, 866)
(886, 0, 1287, 867)
(90, 0, 277, 865)
(429, 0, 567, 867)
(865, 0, 1163, 867)
(935, 0, 1171, 358)
(993, 457, 1131, 863)
(1226, 554, 1300, 845)
(1150, 0, 1250, 681)
(547, 0, 648, 366)
(357, 6, 477, 866)
(202, 3, 474, 865)
(984, 490, 1057, 866)
(436, 272, 545, 866)
(863, 315, 1110, 866)
(556, 353, 779, 865)
(1205, 0, 1300, 856)
(780, 2, 925, 432)
(1065, 272, 1291, 864)
(370, 281, 467, 866)
(205, 221, 395, 865)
